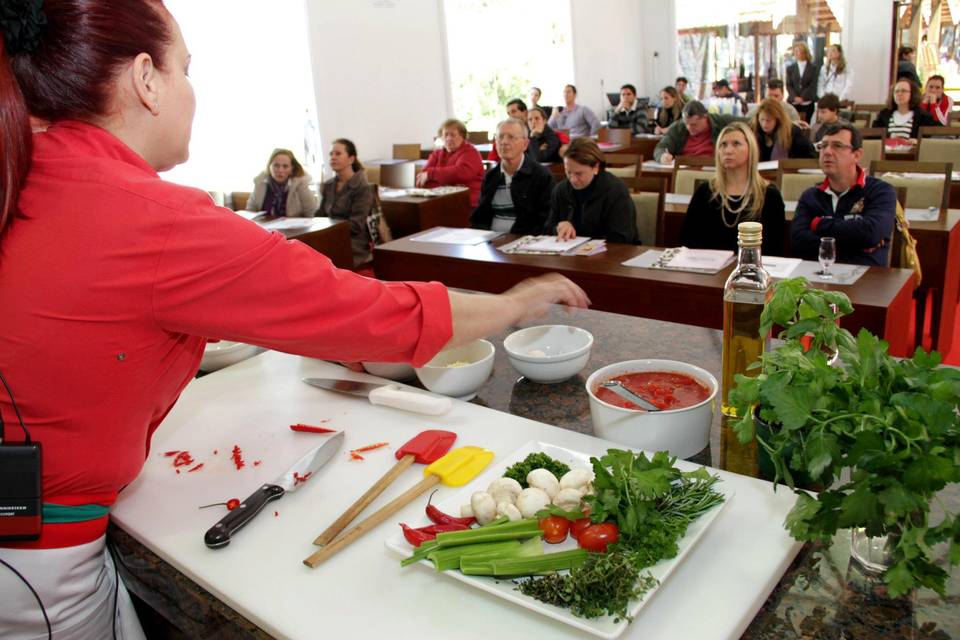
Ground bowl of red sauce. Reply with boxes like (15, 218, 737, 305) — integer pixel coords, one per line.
(585, 360, 717, 458)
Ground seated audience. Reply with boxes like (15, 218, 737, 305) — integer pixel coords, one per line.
(791, 122, 896, 267)
(529, 86, 552, 119)
(920, 75, 954, 126)
(527, 107, 563, 163)
(750, 98, 816, 161)
(489, 99, 532, 163)
(812, 93, 847, 142)
(547, 138, 638, 243)
(607, 83, 649, 134)
(786, 41, 818, 122)
(712, 79, 749, 115)
(653, 100, 741, 164)
(896, 46, 921, 86)
(417, 118, 484, 206)
(247, 148, 318, 217)
(317, 139, 374, 268)
(675, 76, 692, 103)
(470, 118, 554, 235)
(680, 122, 785, 256)
(817, 44, 853, 103)
(654, 87, 683, 134)
(548, 84, 600, 138)
(872, 79, 939, 140)
(746, 79, 801, 124)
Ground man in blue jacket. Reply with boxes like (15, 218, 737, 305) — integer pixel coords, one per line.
(791, 122, 896, 267)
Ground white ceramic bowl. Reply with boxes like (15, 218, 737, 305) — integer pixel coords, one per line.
(503, 325, 593, 383)
(415, 339, 495, 400)
(585, 359, 718, 459)
(200, 341, 264, 372)
(361, 361, 416, 381)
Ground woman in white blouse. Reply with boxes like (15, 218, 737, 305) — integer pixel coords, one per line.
(817, 44, 852, 103)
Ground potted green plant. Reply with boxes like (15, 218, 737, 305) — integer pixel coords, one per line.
(728, 277, 960, 597)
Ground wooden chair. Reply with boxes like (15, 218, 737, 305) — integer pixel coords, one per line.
(919, 125, 960, 138)
(671, 155, 714, 195)
(466, 131, 489, 144)
(392, 144, 421, 160)
(775, 159, 823, 201)
(379, 162, 416, 188)
(869, 160, 953, 219)
(621, 176, 666, 246)
(850, 111, 872, 128)
(598, 127, 633, 146)
(604, 153, 643, 179)
(230, 191, 251, 211)
(917, 126, 960, 164)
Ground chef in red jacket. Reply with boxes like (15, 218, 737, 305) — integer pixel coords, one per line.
(415, 118, 485, 206)
(0, 3, 588, 637)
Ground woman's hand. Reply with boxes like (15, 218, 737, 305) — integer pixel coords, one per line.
(556, 221, 576, 241)
(415, 171, 429, 187)
(503, 274, 591, 324)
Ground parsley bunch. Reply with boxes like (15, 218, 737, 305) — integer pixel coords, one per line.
(729, 277, 960, 597)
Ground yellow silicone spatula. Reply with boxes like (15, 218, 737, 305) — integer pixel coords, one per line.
(303, 446, 494, 568)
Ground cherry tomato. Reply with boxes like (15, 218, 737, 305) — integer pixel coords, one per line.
(570, 517, 592, 539)
(538, 515, 571, 544)
(226, 498, 241, 511)
(577, 523, 619, 552)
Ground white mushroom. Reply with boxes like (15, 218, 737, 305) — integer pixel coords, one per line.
(559, 469, 595, 495)
(496, 501, 522, 522)
(526, 468, 560, 499)
(515, 487, 551, 519)
(553, 488, 584, 512)
(487, 477, 523, 505)
(470, 491, 497, 525)
(460, 504, 474, 518)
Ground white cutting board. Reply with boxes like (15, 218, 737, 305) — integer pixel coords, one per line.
(111, 351, 803, 640)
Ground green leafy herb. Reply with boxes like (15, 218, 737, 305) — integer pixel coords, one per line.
(516, 551, 658, 621)
(503, 452, 570, 488)
(729, 277, 960, 597)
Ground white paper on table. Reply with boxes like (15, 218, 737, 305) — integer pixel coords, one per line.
(260, 217, 314, 230)
(762, 256, 802, 278)
(665, 193, 692, 205)
(791, 260, 868, 285)
(235, 210, 264, 221)
(784, 200, 799, 212)
(377, 187, 409, 199)
(622, 250, 663, 268)
(642, 159, 675, 169)
(757, 160, 779, 172)
(409, 227, 502, 245)
(522, 236, 591, 252)
(665, 247, 735, 271)
(904, 207, 942, 221)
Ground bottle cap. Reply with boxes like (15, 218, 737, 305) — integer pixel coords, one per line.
(738, 221, 762, 246)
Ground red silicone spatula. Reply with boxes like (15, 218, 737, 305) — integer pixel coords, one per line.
(312, 429, 456, 546)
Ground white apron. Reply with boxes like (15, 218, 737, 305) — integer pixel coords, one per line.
(0, 536, 146, 640)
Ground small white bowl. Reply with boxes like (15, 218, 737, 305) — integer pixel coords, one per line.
(415, 339, 495, 400)
(200, 341, 264, 372)
(503, 325, 593, 383)
(585, 359, 717, 459)
(361, 361, 416, 381)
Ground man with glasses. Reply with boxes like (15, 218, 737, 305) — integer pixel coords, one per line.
(791, 122, 896, 267)
(470, 118, 554, 234)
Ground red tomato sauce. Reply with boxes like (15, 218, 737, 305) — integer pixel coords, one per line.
(595, 371, 710, 411)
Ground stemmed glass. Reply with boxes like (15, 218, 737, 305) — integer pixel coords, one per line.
(818, 237, 837, 279)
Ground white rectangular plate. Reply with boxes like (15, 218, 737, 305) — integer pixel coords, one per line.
(384, 440, 733, 639)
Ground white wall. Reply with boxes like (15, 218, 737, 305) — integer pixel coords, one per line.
(303, 0, 452, 164)
(637, 0, 679, 99)
(842, 0, 894, 104)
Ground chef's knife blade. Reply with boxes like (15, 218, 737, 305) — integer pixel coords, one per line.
(204, 431, 344, 549)
(303, 378, 451, 415)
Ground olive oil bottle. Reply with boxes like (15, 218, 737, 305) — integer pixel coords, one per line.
(720, 222, 771, 476)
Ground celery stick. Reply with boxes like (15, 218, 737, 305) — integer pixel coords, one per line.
(428, 540, 522, 571)
(400, 540, 441, 567)
(460, 548, 589, 576)
(435, 520, 541, 547)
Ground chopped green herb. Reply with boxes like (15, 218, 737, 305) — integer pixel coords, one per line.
(503, 452, 570, 488)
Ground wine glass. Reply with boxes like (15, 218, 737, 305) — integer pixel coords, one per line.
(818, 237, 836, 279)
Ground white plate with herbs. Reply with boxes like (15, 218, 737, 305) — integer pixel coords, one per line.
(384, 440, 733, 639)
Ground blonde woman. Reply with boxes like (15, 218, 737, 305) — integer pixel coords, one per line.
(680, 122, 785, 255)
(750, 98, 817, 161)
(786, 41, 817, 122)
(247, 148, 318, 217)
(817, 44, 852, 103)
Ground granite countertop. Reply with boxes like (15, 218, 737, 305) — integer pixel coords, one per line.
(111, 304, 959, 639)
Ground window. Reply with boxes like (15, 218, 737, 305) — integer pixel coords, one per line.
(442, 0, 574, 135)
(162, 0, 320, 194)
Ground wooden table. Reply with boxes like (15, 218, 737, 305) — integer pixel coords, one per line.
(255, 216, 352, 270)
(373, 235, 916, 357)
(379, 189, 472, 238)
(661, 199, 960, 353)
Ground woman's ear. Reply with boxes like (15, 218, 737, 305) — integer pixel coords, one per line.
(129, 52, 161, 116)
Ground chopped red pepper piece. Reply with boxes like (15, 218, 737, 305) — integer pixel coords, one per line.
(172, 451, 194, 467)
(231, 445, 245, 470)
(226, 499, 240, 510)
(292, 471, 313, 486)
(290, 423, 337, 434)
(350, 442, 389, 453)
(425, 490, 476, 526)
(350, 451, 365, 461)
(213, 449, 218, 455)
(163, 450, 181, 457)
(274, 511, 279, 517)
(253, 460, 261, 466)
(187, 463, 204, 473)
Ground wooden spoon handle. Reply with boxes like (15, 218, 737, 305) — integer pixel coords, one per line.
(313, 454, 416, 546)
(303, 473, 441, 568)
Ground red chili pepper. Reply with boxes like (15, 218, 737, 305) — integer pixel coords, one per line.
(400, 522, 470, 547)
(350, 441, 389, 453)
(231, 445, 245, 470)
(290, 424, 337, 434)
(187, 463, 204, 473)
(350, 451, 365, 461)
(425, 490, 476, 526)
